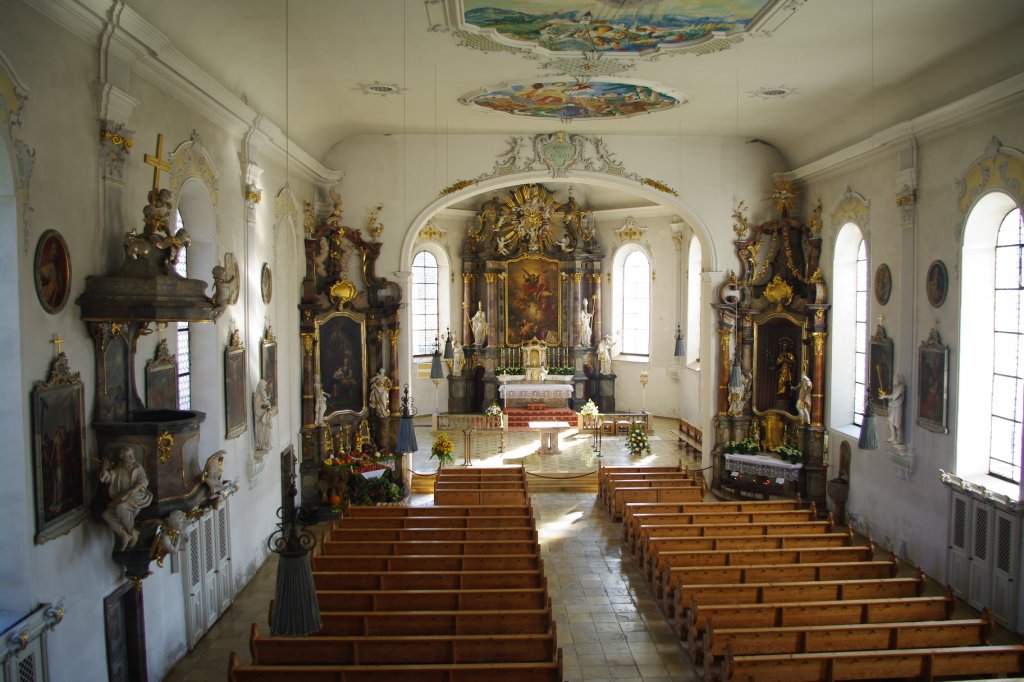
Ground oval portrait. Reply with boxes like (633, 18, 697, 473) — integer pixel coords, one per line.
(926, 260, 948, 308)
(261, 263, 273, 304)
(874, 264, 892, 305)
(34, 230, 72, 314)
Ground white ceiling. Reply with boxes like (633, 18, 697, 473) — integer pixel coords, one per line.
(122, 0, 1024, 169)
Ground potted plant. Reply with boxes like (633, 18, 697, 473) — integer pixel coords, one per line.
(724, 436, 760, 455)
(430, 432, 455, 471)
(484, 401, 503, 428)
(773, 443, 803, 464)
(626, 424, 652, 456)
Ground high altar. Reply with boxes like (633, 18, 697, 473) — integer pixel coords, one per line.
(449, 184, 616, 413)
(712, 181, 831, 511)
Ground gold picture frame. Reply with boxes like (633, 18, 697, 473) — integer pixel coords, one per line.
(315, 310, 367, 418)
(504, 255, 562, 346)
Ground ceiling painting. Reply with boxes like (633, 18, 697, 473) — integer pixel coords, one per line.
(461, 80, 682, 121)
(460, 0, 776, 56)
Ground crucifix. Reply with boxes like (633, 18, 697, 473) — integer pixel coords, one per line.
(50, 332, 64, 356)
(144, 133, 171, 193)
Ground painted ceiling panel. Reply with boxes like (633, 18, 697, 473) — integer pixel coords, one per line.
(461, 80, 682, 120)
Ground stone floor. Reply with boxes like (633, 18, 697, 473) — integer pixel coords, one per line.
(164, 417, 704, 681)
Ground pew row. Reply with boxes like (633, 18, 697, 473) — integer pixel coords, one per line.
(312, 569, 546, 591)
(433, 488, 530, 506)
(319, 539, 539, 557)
(328, 527, 538, 543)
(597, 463, 683, 496)
(311, 553, 543, 573)
(344, 505, 532, 518)
(702, 611, 993, 682)
(611, 485, 705, 520)
(334, 515, 535, 530)
(624, 504, 814, 547)
(312, 587, 549, 612)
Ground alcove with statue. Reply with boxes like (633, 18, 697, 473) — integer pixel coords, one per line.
(712, 181, 830, 511)
(450, 183, 615, 429)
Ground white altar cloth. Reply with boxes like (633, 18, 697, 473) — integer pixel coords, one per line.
(499, 383, 573, 400)
(724, 453, 803, 482)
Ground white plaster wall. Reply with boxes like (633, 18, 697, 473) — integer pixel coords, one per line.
(810, 104, 1024, 583)
(2, 4, 313, 679)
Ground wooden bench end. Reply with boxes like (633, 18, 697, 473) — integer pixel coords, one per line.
(249, 623, 258, 662)
(227, 651, 239, 682)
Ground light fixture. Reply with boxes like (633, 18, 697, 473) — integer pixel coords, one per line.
(395, 384, 418, 455)
(857, 394, 878, 450)
(442, 327, 453, 360)
(429, 337, 445, 416)
(674, 325, 685, 357)
(639, 371, 649, 412)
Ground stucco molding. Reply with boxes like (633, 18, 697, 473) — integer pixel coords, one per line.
(955, 136, 1024, 216)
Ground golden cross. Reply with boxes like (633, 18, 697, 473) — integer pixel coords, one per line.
(50, 332, 64, 356)
(878, 314, 885, 327)
(144, 133, 171, 193)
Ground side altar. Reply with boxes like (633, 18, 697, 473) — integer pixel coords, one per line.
(447, 184, 616, 413)
(711, 181, 830, 511)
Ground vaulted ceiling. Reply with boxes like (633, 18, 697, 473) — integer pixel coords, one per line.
(121, 0, 1024, 169)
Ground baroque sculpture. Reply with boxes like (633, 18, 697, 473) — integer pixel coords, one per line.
(99, 446, 153, 550)
(471, 301, 487, 347)
(253, 379, 273, 453)
(369, 367, 392, 417)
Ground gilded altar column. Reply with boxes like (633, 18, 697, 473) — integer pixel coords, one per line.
(571, 272, 584, 346)
(590, 273, 603, 344)
(387, 327, 401, 414)
(484, 272, 497, 346)
(462, 273, 474, 344)
(300, 331, 316, 430)
(810, 324, 827, 427)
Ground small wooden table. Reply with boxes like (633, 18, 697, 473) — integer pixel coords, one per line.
(529, 421, 571, 455)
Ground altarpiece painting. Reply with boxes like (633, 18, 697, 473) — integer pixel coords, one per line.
(316, 311, 367, 417)
(224, 331, 247, 439)
(506, 255, 561, 346)
(917, 327, 949, 433)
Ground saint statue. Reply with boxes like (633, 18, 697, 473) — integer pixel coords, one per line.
(596, 335, 615, 375)
(580, 298, 594, 347)
(796, 373, 813, 423)
(774, 338, 796, 396)
(471, 301, 487, 347)
(100, 446, 154, 550)
(253, 379, 273, 452)
(369, 367, 392, 417)
(451, 339, 466, 377)
(879, 374, 906, 444)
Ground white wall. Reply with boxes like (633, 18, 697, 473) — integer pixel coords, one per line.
(2, 4, 314, 679)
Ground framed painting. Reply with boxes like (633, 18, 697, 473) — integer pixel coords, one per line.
(104, 581, 147, 682)
(868, 323, 894, 414)
(505, 255, 561, 346)
(926, 259, 948, 308)
(261, 263, 273, 304)
(874, 263, 892, 305)
(751, 312, 806, 417)
(145, 339, 178, 410)
(261, 328, 278, 415)
(224, 331, 247, 439)
(34, 229, 71, 314)
(917, 328, 949, 434)
(32, 353, 87, 544)
(316, 311, 367, 418)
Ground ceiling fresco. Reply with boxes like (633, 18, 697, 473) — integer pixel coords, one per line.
(461, 80, 682, 121)
(460, 0, 776, 56)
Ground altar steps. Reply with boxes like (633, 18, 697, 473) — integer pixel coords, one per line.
(505, 407, 578, 431)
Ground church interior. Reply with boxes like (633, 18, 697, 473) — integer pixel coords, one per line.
(3, 0, 1024, 680)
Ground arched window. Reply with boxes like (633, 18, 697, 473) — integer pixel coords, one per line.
(173, 211, 191, 410)
(618, 248, 651, 356)
(686, 237, 702, 364)
(411, 250, 439, 356)
(830, 223, 867, 427)
(960, 192, 1024, 485)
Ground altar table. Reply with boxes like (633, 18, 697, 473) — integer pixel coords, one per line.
(499, 383, 574, 407)
(529, 421, 571, 455)
(724, 452, 803, 482)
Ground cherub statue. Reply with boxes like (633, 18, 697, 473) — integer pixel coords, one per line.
(100, 446, 153, 550)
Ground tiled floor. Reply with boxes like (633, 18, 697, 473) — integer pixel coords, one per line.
(164, 417, 703, 681)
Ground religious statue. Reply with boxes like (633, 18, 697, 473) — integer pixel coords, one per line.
(471, 301, 487, 347)
(773, 337, 796, 396)
(728, 372, 752, 416)
(99, 446, 154, 550)
(253, 379, 273, 453)
(596, 335, 615, 375)
(369, 368, 392, 417)
(796, 373, 813, 424)
(450, 339, 466, 377)
(201, 451, 226, 499)
(314, 381, 328, 426)
(879, 374, 906, 444)
(151, 510, 186, 568)
(580, 298, 594, 347)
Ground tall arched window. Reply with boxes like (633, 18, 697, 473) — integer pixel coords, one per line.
(619, 249, 651, 356)
(830, 223, 867, 427)
(686, 237, 703, 364)
(173, 211, 192, 410)
(411, 250, 439, 356)
(960, 192, 1024, 486)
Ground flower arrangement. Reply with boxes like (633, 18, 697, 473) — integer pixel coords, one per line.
(626, 424, 652, 456)
(346, 468, 404, 506)
(323, 449, 395, 475)
(724, 436, 760, 455)
(579, 399, 600, 418)
(485, 401, 503, 417)
(548, 366, 575, 376)
(773, 443, 803, 464)
(430, 432, 455, 469)
(494, 366, 525, 376)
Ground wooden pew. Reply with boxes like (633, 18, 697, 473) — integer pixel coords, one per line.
(433, 487, 530, 506)
(313, 569, 546, 591)
(720, 643, 1024, 682)
(344, 505, 532, 518)
(328, 527, 538, 543)
(334, 515, 535, 530)
(653, 543, 876, 599)
(643, 530, 853, 581)
(307, 604, 556, 636)
(598, 463, 683, 496)
(634, 518, 834, 559)
(248, 623, 559, 666)
(229, 650, 564, 682)
(661, 557, 899, 609)
(313, 587, 549, 612)
(703, 611, 993, 682)
(684, 588, 956, 660)
(319, 539, 539, 557)
(437, 467, 525, 479)
(669, 419, 703, 456)
(611, 485, 705, 520)
(312, 553, 543, 573)
(600, 473, 696, 509)
(433, 480, 528, 490)
(623, 504, 812, 546)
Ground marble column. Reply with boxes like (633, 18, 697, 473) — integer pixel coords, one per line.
(590, 273, 603, 344)
(462, 273, 474, 345)
(485, 272, 498, 346)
